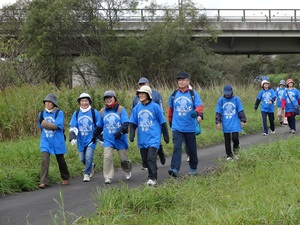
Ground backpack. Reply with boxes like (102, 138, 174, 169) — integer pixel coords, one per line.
(75, 108, 97, 127)
(171, 89, 195, 108)
(39, 109, 66, 140)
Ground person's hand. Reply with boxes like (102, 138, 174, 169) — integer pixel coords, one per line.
(190, 111, 198, 118)
(216, 123, 221, 129)
(130, 137, 134, 142)
(197, 116, 202, 123)
(114, 131, 122, 140)
(70, 139, 77, 146)
(254, 109, 257, 112)
(241, 122, 245, 128)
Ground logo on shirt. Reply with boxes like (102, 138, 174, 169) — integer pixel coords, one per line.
(138, 110, 154, 131)
(287, 92, 296, 103)
(262, 92, 272, 104)
(78, 116, 93, 136)
(223, 102, 236, 119)
(104, 113, 121, 134)
(174, 96, 193, 116)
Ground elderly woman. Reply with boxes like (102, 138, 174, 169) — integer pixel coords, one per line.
(38, 93, 70, 188)
(91, 90, 132, 184)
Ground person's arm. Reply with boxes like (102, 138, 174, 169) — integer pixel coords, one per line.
(129, 123, 137, 142)
(161, 122, 169, 144)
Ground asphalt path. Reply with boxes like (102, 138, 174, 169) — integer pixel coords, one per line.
(0, 123, 298, 225)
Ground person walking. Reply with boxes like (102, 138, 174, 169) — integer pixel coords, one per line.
(281, 79, 300, 134)
(132, 77, 166, 168)
(91, 90, 132, 184)
(167, 72, 203, 177)
(38, 93, 70, 189)
(129, 86, 169, 186)
(215, 85, 247, 160)
(69, 93, 101, 182)
(276, 80, 288, 126)
(254, 80, 276, 136)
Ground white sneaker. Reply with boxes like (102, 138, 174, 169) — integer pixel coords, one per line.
(262, 133, 267, 136)
(226, 157, 233, 161)
(104, 178, 112, 184)
(271, 131, 275, 134)
(291, 129, 296, 134)
(125, 172, 132, 180)
(141, 167, 148, 171)
(90, 163, 95, 178)
(83, 174, 90, 182)
(146, 179, 157, 186)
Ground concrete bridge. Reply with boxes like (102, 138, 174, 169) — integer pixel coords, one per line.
(115, 9, 300, 55)
(1, 8, 300, 55)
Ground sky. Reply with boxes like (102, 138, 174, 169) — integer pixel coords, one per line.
(1, 0, 299, 9)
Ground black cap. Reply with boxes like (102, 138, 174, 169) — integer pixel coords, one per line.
(177, 72, 189, 79)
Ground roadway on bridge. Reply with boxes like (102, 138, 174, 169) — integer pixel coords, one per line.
(0, 123, 297, 225)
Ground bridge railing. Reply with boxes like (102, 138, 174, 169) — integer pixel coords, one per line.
(1, 8, 300, 23)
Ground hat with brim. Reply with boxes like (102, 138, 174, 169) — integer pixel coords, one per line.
(136, 86, 152, 99)
(43, 93, 58, 107)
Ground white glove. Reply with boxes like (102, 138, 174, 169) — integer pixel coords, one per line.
(71, 139, 77, 146)
(100, 141, 104, 147)
(69, 127, 79, 136)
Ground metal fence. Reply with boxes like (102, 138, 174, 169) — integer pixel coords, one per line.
(1, 8, 300, 23)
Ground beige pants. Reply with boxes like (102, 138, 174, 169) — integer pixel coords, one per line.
(103, 147, 131, 180)
(277, 108, 288, 124)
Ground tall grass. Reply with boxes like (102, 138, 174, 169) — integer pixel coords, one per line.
(76, 137, 300, 224)
(0, 83, 270, 195)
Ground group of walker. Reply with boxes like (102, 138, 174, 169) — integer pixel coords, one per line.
(37, 73, 298, 188)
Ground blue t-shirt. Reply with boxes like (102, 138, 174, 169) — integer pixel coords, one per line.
(256, 88, 276, 112)
(216, 96, 244, 133)
(276, 87, 286, 107)
(102, 107, 129, 150)
(282, 88, 300, 113)
(130, 101, 166, 149)
(168, 90, 203, 132)
(69, 108, 101, 151)
(38, 109, 67, 154)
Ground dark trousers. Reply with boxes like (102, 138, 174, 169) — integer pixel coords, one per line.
(287, 114, 296, 130)
(261, 111, 275, 134)
(40, 152, 70, 185)
(171, 130, 198, 171)
(140, 147, 158, 180)
(224, 132, 239, 157)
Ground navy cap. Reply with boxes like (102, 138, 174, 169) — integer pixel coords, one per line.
(223, 85, 233, 95)
(138, 77, 149, 84)
(177, 72, 189, 79)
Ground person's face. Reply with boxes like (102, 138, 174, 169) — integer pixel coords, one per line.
(177, 78, 189, 88)
(45, 101, 55, 110)
(263, 83, 269, 89)
(80, 98, 90, 109)
(288, 82, 294, 88)
(104, 96, 115, 106)
(138, 92, 148, 103)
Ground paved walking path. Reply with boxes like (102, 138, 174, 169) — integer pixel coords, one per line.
(0, 124, 297, 225)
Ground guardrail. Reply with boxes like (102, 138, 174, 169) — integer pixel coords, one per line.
(1, 8, 300, 23)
